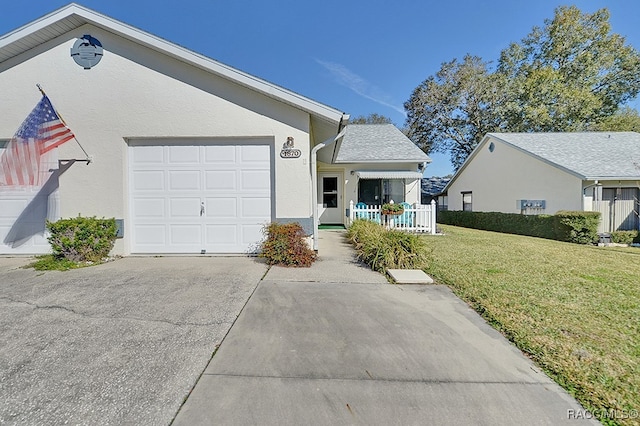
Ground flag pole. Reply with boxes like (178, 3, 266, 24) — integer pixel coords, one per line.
(36, 84, 92, 164)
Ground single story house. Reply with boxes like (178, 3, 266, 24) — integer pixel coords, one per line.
(316, 123, 430, 225)
(443, 132, 640, 233)
(421, 176, 450, 206)
(0, 3, 429, 255)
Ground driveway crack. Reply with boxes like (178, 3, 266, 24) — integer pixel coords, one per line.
(0, 296, 227, 327)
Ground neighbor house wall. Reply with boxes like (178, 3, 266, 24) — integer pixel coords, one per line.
(447, 136, 583, 214)
(0, 25, 322, 254)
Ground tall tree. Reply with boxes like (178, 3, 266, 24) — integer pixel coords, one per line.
(404, 55, 503, 169)
(589, 106, 640, 132)
(349, 113, 393, 124)
(498, 6, 640, 132)
(405, 6, 640, 170)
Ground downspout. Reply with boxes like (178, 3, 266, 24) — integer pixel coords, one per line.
(311, 117, 348, 251)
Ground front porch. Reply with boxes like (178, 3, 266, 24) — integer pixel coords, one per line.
(348, 200, 437, 234)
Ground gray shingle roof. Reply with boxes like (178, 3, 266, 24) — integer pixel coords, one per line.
(489, 132, 640, 179)
(334, 124, 431, 163)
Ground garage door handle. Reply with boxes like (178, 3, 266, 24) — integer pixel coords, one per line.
(200, 202, 205, 216)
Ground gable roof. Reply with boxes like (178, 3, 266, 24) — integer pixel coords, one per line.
(0, 3, 346, 126)
(444, 131, 640, 193)
(488, 132, 640, 179)
(332, 124, 431, 163)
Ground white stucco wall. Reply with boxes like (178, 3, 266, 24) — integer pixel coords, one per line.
(0, 25, 329, 254)
(447, 136, 583, 214)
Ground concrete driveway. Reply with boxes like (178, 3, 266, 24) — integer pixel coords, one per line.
(0, 256, 266, 425)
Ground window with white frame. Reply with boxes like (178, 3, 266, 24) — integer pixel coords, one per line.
(462, 191, 472, 211)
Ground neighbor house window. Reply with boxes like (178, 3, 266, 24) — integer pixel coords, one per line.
(462, 192, 472, 211)
(0, 139, 7, 150)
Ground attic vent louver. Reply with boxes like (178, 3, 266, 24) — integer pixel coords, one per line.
(70, 35, 103, 69)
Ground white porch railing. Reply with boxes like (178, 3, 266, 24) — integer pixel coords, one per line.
(348, 200, 437, 234)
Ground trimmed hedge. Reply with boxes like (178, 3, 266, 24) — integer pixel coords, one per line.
(438, 210, 601, 244)
(610, 230, 639, 245)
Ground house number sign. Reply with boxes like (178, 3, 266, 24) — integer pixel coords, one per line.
(280, 136, 301, 158)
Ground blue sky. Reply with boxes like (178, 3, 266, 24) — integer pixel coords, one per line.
(2, 1, 640, 177)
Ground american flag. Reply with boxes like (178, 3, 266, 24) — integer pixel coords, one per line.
(0, 95, 75, 187)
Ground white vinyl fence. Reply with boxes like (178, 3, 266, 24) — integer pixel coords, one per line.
(349, 200, 437, 234)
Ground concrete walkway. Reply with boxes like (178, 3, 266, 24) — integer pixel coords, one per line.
(173, 231, 596, 425)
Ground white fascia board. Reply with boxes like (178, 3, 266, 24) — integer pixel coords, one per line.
(583, 175, 640, 181)
(0, 3, 80, 46)
(0, 3, 345, 125)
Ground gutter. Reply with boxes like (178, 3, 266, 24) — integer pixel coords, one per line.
(311, 116, 348, 251)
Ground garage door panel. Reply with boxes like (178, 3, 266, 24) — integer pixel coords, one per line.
(205, 145, 236, 163)
(205, 171, 236, 190)
(204, 197, 237, 217)
(0, 188, 59, 254)
(0, 199, 28, 217)
(134, 225, 166, 245)
(241, 224, 265, 244)
(205, 224, 238, 245)
(241, 198, 271, 217)
(241, 170, 270, 190)
(168, 170, 201, 190)
(132, 145, 164, 164)
(241, 145, 270, 162)
(170, 225, 201, 245)
(133, 198, 165, 217)
(133, 171, 165, 190)
(169, 198, 201, 217)
(169, 145, 200, 163)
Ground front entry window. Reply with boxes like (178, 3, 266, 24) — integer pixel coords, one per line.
(322, 177, 338, 208)
(358, 179, 405, 205)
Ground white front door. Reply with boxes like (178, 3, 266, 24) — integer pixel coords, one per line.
(318, 173, 343, 224)
(129, 140, 272, 254)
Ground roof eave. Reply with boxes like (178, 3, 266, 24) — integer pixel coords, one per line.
(583, 176, 640, 181)
(0, 3, 345, 125)
(334, 158, 431, 164)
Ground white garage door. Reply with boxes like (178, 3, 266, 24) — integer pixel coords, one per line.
(129, 140, 272, 254)
(0, 188, 58, 254)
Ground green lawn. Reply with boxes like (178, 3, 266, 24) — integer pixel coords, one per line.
(424, 225, 640, 426)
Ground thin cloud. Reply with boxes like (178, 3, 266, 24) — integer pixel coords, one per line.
(316, 59, 406, 116)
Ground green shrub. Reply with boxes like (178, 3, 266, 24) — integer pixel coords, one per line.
(438, 210, 601, 245)
(347, 219, 431, 273)
(47, 216, 117, 262)
(437, 210, 557, 239)
(260, 222, 316, 267)
(554, 211, 600, 244)
(610, 230, 639, 245)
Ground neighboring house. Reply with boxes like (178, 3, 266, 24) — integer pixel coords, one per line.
(315, 124, 431, 225)
(421, 176, 450, 207)
(443, 132, 640, 233)
(0, 4, 429, 255)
